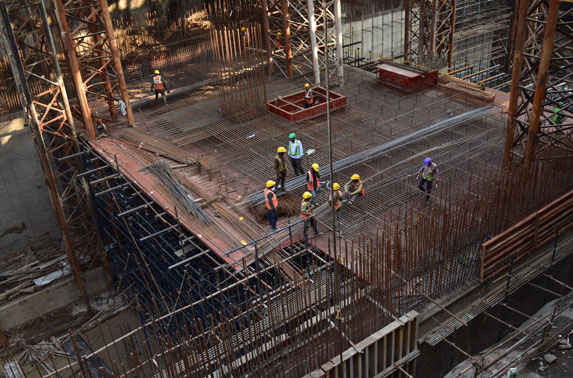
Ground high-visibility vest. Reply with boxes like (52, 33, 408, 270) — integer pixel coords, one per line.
(153, 75, 165, 90)
(275, 155, 287, 172)
(307, 170, 320, 190)
(421, 163, 437, 181)
(265, 188, 278, 210)
(289, 140, 301, 157)
(348, 180, 365, 197)
(304, 89, 313, 104)
(300, 200, 312, 219)
(330, 190, 342, 210)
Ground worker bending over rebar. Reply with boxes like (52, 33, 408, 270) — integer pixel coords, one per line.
(344, 174, 364, 205)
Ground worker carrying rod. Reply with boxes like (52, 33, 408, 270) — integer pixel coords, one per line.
(275, 147, 288, 192)
(344, 174, 364, 205)
(306, 163, 321, 207)
(301, 191, 322, 239)
(417, 157, 439, 205)
(304, 83, 315, 108)
(264, 180, 278, 230)
(150, 69, 169, 105)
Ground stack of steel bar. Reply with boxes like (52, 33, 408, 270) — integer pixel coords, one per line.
(118, 128, 199, 165)
(148, 160, 211, 224)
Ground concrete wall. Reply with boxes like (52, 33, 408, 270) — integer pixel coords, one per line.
(0, 118, 59, 257)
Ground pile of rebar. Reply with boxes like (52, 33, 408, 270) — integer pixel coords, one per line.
(148, 160, 211, 224)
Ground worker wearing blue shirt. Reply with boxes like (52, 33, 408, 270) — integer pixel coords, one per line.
(288, 132, 305, 176)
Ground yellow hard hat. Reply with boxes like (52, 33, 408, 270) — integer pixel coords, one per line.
(266, 180, 276, 188)
(277, 31, 282, 36)
(277, 146, 286, 153)
(241, 27, 246, 31)
(304, 83, 310, 88)
(312, 163, 319, 171)
(303, 191, 312, 199)
(351, 174, 360, 180)
(154, 70, 159, 74)
(333, 183, 340, 190)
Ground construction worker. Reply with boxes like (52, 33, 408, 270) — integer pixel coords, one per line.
(288, 133, 305, 176)
(551, 101, 564, 125)
(96, 117, 107, 138)
(274, 31, 283, 49)
(150, 69, 169, 105)
(328, 182, 343, 226)
(344, 174, 364, 205)
(241, 26, 249, 43)
(306, 163, 320, 206)
(301, 191, 322, 238)
(264, 180, 278, 230)
(417, 157, 439, 204)
(275, 146, 288, 192)
(304, 83, 315, 109)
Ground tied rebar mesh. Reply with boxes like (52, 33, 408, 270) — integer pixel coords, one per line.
(211, 23, 267, 122)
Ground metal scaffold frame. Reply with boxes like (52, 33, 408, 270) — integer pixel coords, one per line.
(504, 0, 573, 166)
(0, 0, 96, 309)
(52, 0, 134, 136)
(262, 0, 343, 85)
(405, 0, 456, 68)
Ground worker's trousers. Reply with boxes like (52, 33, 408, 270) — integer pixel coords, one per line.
(290, 158, 304, 176)
(276, 170, 287, 191)
(267, 209, 277, 229)
(155, 90, 167, 104)
(418, 177, 433, 202)
(310, 186, 320, 205)
(303, 218, 318, 239)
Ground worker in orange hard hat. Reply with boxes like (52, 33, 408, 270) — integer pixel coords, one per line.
(275, 146, 288, 192)
(150, 69, 169, 105)
(304, 83, 315, 109)
(344, 174, 364, 205)
(306, 163, 321, 206)
(264, 180, 278, 230)
(301, 191, 322, 239)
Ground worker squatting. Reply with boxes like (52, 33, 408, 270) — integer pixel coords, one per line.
(265, 132, 440, 238)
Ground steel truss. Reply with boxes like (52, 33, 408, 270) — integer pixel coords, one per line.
(504, 0, 573, 166)
(0, 0, 95, 308)
(405, 0, 456, 68)
(263, 0, 343, 85)
(52, 0, 134, 138)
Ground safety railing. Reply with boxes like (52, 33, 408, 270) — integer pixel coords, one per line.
(480, 189, 573, 281)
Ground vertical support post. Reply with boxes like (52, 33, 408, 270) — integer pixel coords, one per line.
(53, 0, 96, 139)
(0, 0, 91, 311)
(307, 0, 321, 84)
(448, 0, 457, 68)
(503, 0, 529, 168)
(334, 0, 344, 86)
(404, 0, 410, 61)
(523, 0, 560, 167)
(99, 0, 135, 127)
(505, 0, 520, 72)
(261, 0, 273, 74)
(429, 0, 438, 60)
(281, 0, 293, 78)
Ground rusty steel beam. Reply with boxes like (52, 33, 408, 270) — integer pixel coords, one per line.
(280, 0, 294, 78)
(261, 0, 273, 74)
(523, 0, 560, 167)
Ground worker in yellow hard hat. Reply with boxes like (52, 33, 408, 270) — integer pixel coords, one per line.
(304, 83, 315, 109)
(150, 69, 169, 105)
(329, 182, 343, 227)
(301, 191, 322, 239)
(274, 31, 283, 49)
(344, 174, 364, 205)
(264, 180, 278, 230)
(306, 163, 321, 206)
(275, 146, 288, 192)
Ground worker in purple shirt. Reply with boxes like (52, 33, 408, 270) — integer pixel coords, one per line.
(416, 157, 439, 204)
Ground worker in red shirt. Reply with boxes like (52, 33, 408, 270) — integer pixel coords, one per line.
(150, 69, 169, 105)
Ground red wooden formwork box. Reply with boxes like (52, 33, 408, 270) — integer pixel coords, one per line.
(375, 62, 438, 91)
(267, 87, 347, 122)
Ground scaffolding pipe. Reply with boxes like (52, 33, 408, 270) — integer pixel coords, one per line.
(307, 0, 320, 84)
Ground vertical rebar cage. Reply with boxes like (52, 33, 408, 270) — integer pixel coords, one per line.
(211, 23, 267, 122)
